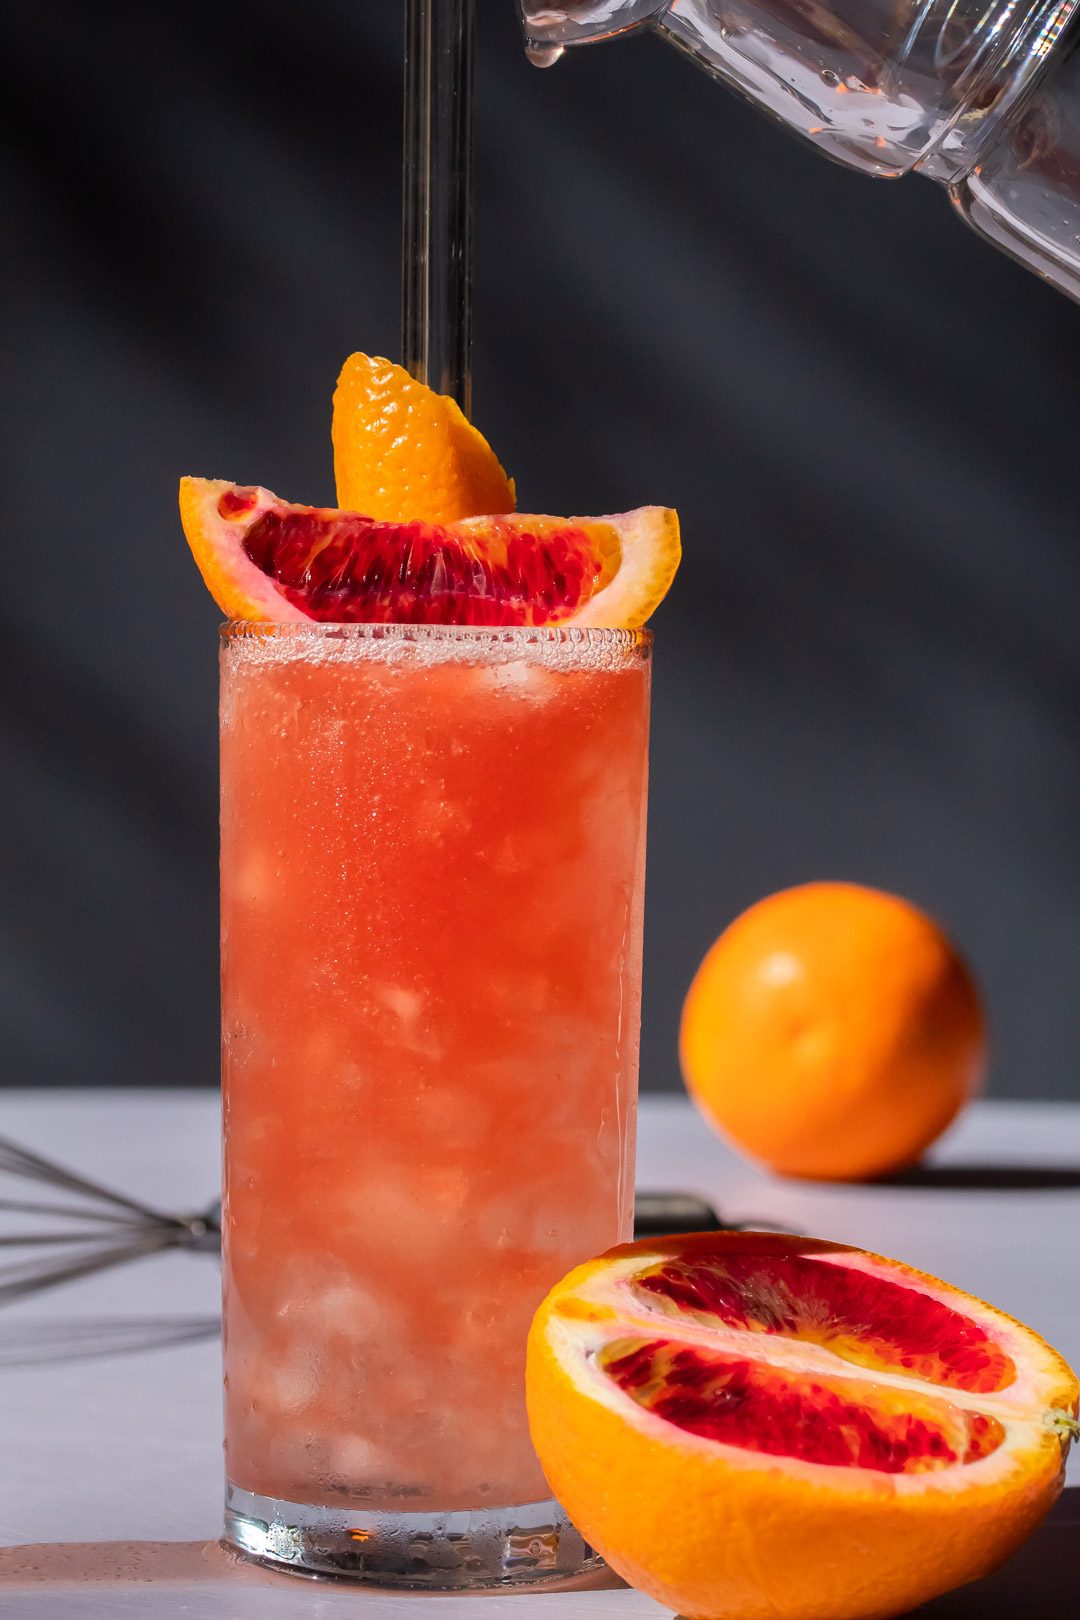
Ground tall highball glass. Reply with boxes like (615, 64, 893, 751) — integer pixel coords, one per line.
(219, 622, 651, 1586)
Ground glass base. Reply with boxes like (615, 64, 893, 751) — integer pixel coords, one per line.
(224, 1482, 601, 1588)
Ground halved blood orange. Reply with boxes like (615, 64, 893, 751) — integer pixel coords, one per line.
(527, 1232, 1078, 1620)
(179, 477, 679, 627)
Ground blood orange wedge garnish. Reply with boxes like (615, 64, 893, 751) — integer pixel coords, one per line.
(332, 352, 515, 524)
(179, 477, 680, 627)
(527, 1232, 1078, 1620)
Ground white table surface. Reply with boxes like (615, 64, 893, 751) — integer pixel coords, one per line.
(0, 1090, 1077, 1618)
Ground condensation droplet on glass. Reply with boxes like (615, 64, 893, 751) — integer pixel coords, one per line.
(821, 69, 840, 87)
(525, 42, 564, 67)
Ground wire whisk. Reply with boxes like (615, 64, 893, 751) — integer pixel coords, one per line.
(0, 1134, 220, 1307)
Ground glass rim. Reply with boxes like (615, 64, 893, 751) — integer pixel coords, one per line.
(219, 620, 652, 649)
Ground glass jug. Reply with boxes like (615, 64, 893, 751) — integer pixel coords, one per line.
(518, 0, 1080, 301)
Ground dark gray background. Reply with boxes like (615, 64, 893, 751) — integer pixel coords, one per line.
(3, 2, 1078, 1098)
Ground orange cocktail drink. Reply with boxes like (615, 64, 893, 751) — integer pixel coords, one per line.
(220, 620, 650, 1583)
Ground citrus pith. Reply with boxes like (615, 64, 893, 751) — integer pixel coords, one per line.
(527, 1232, 1078, 1620)
(179, 477, 679, 627)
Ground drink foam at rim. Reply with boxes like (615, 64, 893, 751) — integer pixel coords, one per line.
(220, 621, 651, 672)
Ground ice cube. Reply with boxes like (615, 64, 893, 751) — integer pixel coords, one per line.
(329, 1433, 390, 1485)
(265, 1351, 320, 1415)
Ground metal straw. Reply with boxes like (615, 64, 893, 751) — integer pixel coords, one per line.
(402, 0, 475, 413)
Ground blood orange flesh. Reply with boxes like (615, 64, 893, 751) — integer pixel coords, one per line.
(180, 478, 680, 628)
(239, 499, 605, 625)
(629, 1248, 1016, 1392)
(600, 1338, 1005, 1473)
(584, 1242, 1020, 1474)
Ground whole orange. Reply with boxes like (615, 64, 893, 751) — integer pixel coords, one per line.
(679, 882, 986, 1180)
